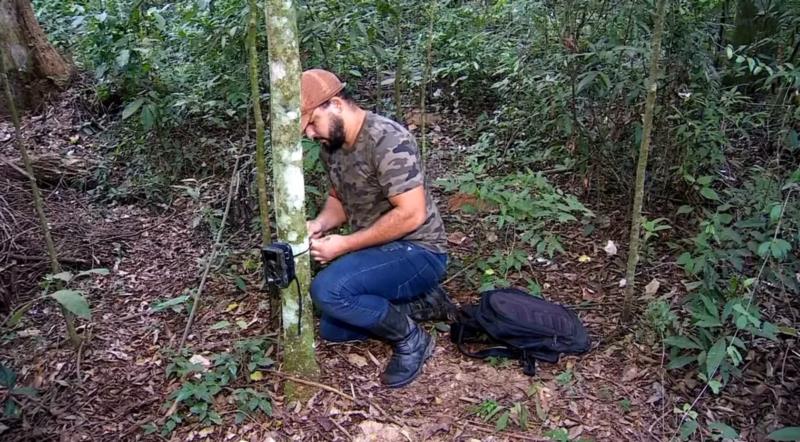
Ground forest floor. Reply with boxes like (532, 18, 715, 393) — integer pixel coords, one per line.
(1, 90, 797, 442)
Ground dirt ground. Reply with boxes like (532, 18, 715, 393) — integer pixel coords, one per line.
(1, 91, 797, 442)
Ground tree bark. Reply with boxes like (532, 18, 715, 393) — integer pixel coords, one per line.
(0, 0, 72, 110)
(264, 0, 320, 400)
(621, 0, 668, 323)
(247, 0, 272, 247)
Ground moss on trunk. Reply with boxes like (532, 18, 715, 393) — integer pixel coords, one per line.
(264, 0, 320, 401)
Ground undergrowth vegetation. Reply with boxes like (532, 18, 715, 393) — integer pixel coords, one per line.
(22, 0, 800, 439)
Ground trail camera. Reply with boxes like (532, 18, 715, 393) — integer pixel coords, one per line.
(262, 242, 295, 289)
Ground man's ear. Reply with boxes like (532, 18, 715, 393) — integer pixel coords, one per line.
(328, 96, 346, 113)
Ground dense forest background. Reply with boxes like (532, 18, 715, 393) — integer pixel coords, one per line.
(1, 0, 798, 440)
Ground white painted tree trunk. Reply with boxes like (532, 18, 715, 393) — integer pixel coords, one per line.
(264, 0, 319, 397)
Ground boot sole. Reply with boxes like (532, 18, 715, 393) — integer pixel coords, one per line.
(384, 333, 435, 389)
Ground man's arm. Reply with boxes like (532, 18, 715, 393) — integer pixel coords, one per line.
(343, 185, 427, 252)
(308, 190, 347, 238)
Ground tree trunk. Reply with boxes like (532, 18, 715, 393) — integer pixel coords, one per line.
(0, 0, 72, 111)
(621, 0, 668, 323)
(247, 0, 272, 247)
(264, 0, 320, 400)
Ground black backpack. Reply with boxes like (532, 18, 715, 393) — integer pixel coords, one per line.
(449, 288, 591, 375)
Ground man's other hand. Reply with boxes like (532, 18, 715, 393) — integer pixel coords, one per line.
(310, 235, 350, 264)
(307, 219, 325, 239)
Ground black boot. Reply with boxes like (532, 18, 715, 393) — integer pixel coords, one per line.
(367, 305, 435, 388)
(395, 285, 457, 322)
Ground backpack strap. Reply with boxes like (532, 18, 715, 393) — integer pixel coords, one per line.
(452, 319, 538, 376)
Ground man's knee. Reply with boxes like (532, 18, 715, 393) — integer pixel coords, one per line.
(310, 267, 349, 312)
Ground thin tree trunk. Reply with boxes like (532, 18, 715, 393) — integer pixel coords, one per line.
(394, 14, 404, 122)
(394, 47, 404, 122)
(621, 0, 668, 323)
(247, 0, 272, 247)
(0, 51, 79, 347)
(420, 3, 435, 167)
(264, 0, 320, 400)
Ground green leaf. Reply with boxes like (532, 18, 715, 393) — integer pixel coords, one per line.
(708, 422, 738, 439)
(700, 187, 720, 201)
(495, 410, 510, 432)
(75, 268, 110, 279)
(664, 336, 702, 350)
(680, 419, 698, 439)
(210, 320, 230, 330)
(151, 295, 190, 312)
(676, 205, 694, 215)
(141, 422, 158, 435)
(50, 271, 74, 282)
(757, 241, 771, 258)
(11, 386, 38, 397)
(770, 239, 791, 260)
(576, 71, 599, 94)
(696, 175, 713, 186)
(726, 46, 733, 59)
(786, 130, 799, 149)
(0, 364, 16, 388)
(141, 104, 155, 131)
(122, 98, 144, 120)
(770, 204, 783, 223)
(4, 399, 20, 419)
(706, 338, 726, 379)
(234, 276, 247, 291)
(5, 302, 33, 328)
(115, 49, 130, 68)
(667, 355, 695, 370)
(767, 427, 800, 441)
(50, 289, 91, 319)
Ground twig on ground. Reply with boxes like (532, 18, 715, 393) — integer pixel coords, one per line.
(267, 371, 355, 401)
(331, 418, 354, 441)
(444, 260, 477, 285)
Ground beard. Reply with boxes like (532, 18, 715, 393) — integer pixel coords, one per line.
(321, 115, 346, 153)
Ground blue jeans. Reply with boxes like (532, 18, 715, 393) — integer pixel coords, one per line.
(310, 241, 448, 342)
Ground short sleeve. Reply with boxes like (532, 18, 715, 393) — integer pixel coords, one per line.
(373, 129, 423, 198)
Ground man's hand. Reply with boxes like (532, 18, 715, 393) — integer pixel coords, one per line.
(307, 219, 325, 239)
(310, 235, 351, 264)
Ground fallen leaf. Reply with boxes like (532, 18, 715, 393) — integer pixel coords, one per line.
(355, 420, 405, 442)
(447, 231, 468, 245)
(225, 302, 239, 312)
(486, 232, 498, 242)
(603, 240, 618, 256)
(420, 418, 451, 440)
(619, 278, 627, 288)
(189, 354, 211, 370)
(644, 279, 660, 296)
(250, 371, 264, 381)
(622, 366, 639, 382)
(568, 425, 585, 439)
(578, 255, 591, 263)
(347, 353, 368, 368)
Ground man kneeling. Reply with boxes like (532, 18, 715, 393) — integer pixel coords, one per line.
(302, 69, 451, 388)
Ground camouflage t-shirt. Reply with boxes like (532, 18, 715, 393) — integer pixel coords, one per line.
(320, 112, 447, 253)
